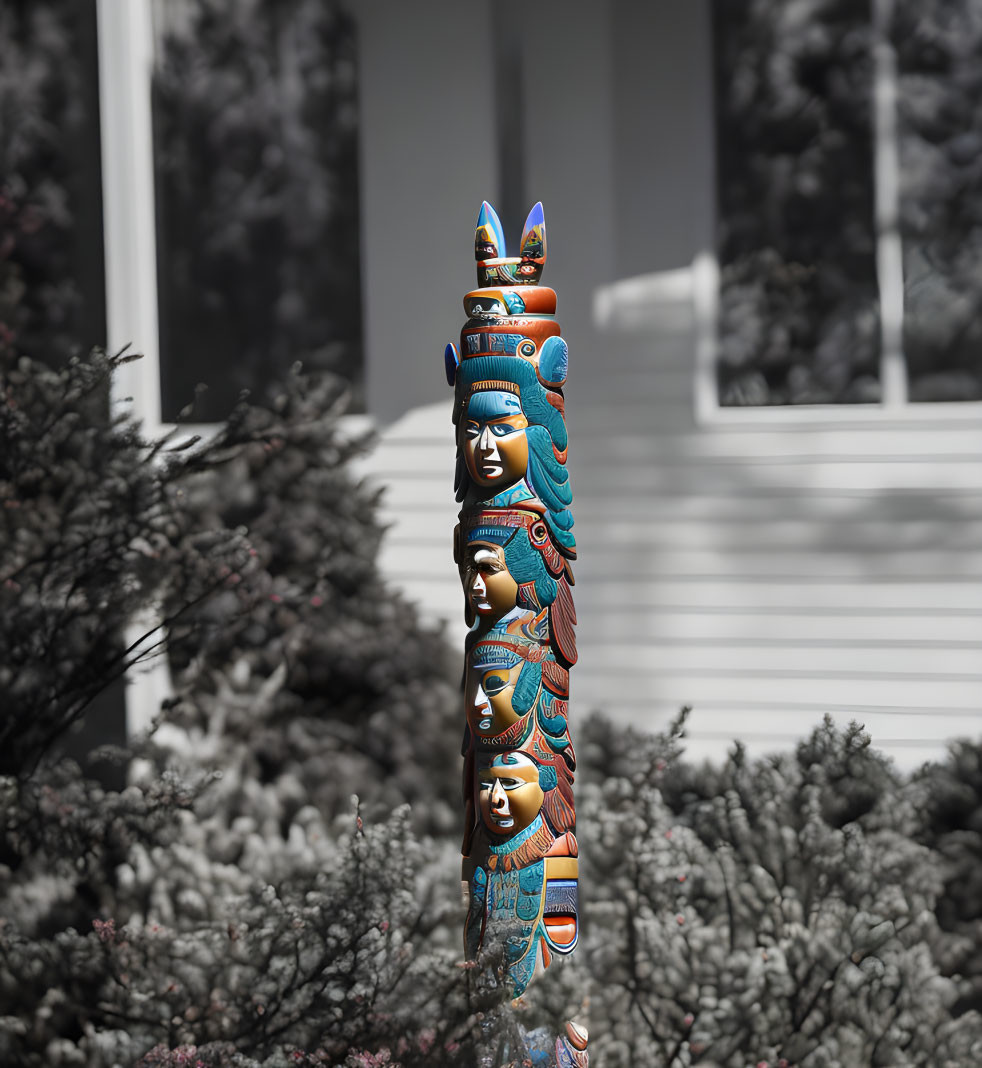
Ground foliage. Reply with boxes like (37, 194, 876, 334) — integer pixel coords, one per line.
(0, 347, 253, 775)
(158, 368, 462, 835)
(0, 344, 483, 1064)
(713, 0, 881, 406)
(893, 0, 982, 401)
(579, 715, 982, 1067)
(0, 767, 474, 1067)
(152, 0, 363, 421)
(909, 740, 982, 1018)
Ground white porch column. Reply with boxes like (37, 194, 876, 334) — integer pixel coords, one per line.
(96, 0, 173, 737)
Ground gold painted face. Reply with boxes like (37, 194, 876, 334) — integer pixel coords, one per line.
(463, 544, 518, 621)
(466, 661, 525, 736)
(462, 393, 530, 489)
(479, 753, 544, 837)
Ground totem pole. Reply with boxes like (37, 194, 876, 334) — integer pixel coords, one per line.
(445, 202, 588, 1065)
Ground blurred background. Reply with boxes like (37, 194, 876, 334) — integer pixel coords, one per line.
(2, 0, 980, 765)
(4, 3, 982, 1065)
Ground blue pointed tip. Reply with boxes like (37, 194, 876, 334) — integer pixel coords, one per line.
(476, 200, 506, 257)
(520, 201, 546, 262)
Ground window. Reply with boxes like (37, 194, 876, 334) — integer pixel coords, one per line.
(151, 0, 363, 423)
(894, 0, 982, 402)
(712, 0, 982, 409)
(713, 0, 880, 407)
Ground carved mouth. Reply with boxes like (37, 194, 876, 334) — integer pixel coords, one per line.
(480, 462, 503, 478)
(491, 815, 514, 827)
(478, 716, 492, 731)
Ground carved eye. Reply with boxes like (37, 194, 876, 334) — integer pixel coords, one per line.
(530, 521, 548, 546)
(483, 673, 509, 696)
(465, 423, 481, 439)
(517, 339, 536, 358)
(490, 423, 518, 437)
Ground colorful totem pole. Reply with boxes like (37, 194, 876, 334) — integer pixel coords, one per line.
(445, 202, 588, 1066)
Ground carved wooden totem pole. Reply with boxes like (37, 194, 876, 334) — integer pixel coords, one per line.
(445, 202, 588, 1066)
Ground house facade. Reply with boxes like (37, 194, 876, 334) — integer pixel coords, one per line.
(93, 0, 981, 767)
(351, 1, 982, 768)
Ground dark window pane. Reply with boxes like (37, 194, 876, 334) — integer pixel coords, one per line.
(152, 0, 363, 423)
(713, 1, 881, 406)
(0, 0, 120, 751)
(894, 2, 982, 402)
(0, 0, 106, 366)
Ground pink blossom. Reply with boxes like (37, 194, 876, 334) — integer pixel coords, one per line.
(92, 918, 116, 943)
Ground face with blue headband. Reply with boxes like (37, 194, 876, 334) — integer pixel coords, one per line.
(461, 389, 530, 489)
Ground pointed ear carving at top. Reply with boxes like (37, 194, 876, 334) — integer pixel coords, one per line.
(520, 202, 546, 265)
(475, 201, 506, 261)
(474, 201, 547, 286)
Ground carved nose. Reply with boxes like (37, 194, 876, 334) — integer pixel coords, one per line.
(478, 426, 500, 459)
(472, 572, 487, 597)
(490, 780, 508, 813)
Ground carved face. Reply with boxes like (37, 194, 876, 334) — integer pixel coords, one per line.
(466, 661, 525, 736)
(463, 544, 518, 621)
(462, 391, 529, 488)
(479, 753, 544, 837)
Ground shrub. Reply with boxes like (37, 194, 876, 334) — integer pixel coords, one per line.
(0, 348, 253, 775)
(0, 347, 483, 1065)
(910, 740, 982, 1017)
(579, 715, 982, 1067)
